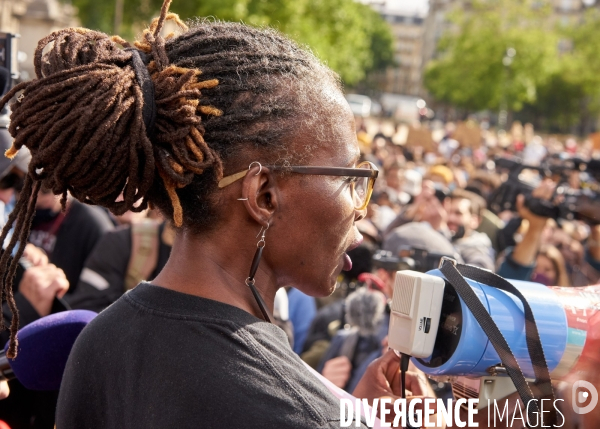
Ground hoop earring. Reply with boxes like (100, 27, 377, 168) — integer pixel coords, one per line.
(245, 222, 273, 323)
(236, 161, 261, 201)
(248, 161, 262, 175)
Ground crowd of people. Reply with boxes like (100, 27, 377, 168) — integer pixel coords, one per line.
(0, 1, 596, 424)
(282, 117, 600, 401)
(0, 108, 598, 427)
(0, 66, 599, 426)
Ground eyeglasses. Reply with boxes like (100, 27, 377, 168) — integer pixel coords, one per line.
(218, 161, 379, 211)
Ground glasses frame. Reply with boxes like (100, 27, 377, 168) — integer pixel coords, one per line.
(218, 161, 379, 211)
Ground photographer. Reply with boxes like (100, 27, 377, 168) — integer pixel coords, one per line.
(497, 179, 600, 286)
(383, 180, 448, 235)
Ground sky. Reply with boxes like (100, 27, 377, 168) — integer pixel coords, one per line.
(384, 0, 429, 15)
(383, 0, 597, 14)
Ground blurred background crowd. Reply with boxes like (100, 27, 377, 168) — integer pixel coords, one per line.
(2, 0, 600, 427)
(2, 109, 600, 427)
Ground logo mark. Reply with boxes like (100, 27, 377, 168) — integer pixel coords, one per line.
(572, 380, 598, 415)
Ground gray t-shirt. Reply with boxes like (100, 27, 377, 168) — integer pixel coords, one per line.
(57, 283, 367, 428)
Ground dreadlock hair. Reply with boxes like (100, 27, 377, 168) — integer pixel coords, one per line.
(0, 0, 340, 356)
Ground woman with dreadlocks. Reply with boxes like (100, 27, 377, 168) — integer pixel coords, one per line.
(0, 0, 435, 427)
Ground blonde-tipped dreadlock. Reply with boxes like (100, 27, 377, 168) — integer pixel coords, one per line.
(0, 0, 222, 357)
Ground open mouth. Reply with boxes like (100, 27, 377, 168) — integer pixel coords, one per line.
(342, 234, 363, 272)
(342, 253, 353, 271)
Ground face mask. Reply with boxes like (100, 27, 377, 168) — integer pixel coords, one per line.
(34, 208, 60, 224)
(451, 225, 466, 242)
(531, 272, 553, 286)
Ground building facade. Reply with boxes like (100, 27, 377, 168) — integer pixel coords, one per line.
(0, 0, 78, 81)
(380, 11, 425, 97)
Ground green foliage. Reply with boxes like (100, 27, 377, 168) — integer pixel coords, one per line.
(362, 6, 396, 73)
(424, 0, 600, 132)
(557, 8, 600, 117)
(518, 72, 585, 132)
(424, 0, 559, 112)
(70, 0, 394, 85)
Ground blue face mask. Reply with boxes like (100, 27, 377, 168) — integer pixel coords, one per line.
(531, 272, 554, 286)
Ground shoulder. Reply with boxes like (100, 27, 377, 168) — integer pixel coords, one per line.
(85, 225, 132, 265)
(455, 231, 492, 249)
(469, 231, 493, 247)
(99, 225, 132, 246)
(61, 289, 342, 428)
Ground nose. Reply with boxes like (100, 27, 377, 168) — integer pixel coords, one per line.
(354, 205, 367, 222)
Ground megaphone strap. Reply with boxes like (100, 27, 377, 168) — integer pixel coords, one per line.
(440, 261, 557, 428)
(456, 264, 555, 400)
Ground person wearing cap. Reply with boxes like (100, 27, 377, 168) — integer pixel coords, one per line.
(383, 222, 461, 269)
(426, 165, 454, 188)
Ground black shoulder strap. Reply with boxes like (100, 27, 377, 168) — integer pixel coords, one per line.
(455, 264, 555, 399)
(439, 260, 557, 427)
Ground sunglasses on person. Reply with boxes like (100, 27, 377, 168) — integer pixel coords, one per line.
(218, 161, 379, 211)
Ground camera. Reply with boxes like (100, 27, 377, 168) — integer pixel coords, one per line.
(0, 32, 19, 81)
(489, 156, 600, 223)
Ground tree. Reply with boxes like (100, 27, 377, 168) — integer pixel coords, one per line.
(554, 7, 600, 133)
(362, 6, 395, 74)
(70, 0, 394, 86)
(517, 72, 585, 132)
(424, 0, 559, 113)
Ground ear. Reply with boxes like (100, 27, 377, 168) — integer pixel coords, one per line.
(240, 165, 278, 227)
